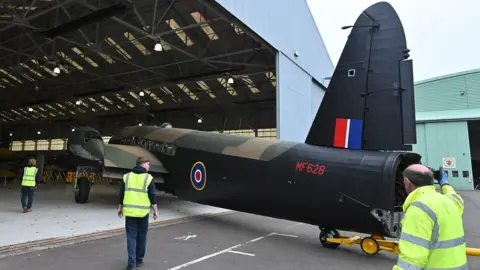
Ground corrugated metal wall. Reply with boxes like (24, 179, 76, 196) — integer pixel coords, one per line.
(413, 69, 480, 190)
(415, 69, 480, 112)
(413, 122, 473, 190)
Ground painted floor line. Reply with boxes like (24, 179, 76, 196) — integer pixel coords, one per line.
(167, 229, 303, 269)
(228, 250, 256, 256)
(272, 233, 298, 238)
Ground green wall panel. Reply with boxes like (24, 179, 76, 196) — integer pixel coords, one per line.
(415, 69, 480, 114)
(412, 121, 473, 191)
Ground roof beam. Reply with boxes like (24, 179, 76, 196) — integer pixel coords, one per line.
(77, 0, 220, 70)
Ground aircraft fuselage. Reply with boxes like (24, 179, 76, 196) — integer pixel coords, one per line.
(108, 127, 417, 238)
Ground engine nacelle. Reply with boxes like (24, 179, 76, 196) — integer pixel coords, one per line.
(67, 126, 105, 171)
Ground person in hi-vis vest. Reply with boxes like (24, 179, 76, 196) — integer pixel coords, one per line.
(118, 157, 159, 270)
(21, 157, 41, 213)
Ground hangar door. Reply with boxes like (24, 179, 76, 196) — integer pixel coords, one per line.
(413, 121, 473, 190)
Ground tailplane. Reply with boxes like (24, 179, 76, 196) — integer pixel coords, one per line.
(305, 1, 416, 151)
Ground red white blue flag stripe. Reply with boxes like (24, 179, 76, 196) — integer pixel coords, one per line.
(333, 118, 363, 149)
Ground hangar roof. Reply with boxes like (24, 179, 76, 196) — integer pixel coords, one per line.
(0, 0, 277, 139)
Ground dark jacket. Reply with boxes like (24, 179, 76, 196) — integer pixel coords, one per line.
(119, 166, 156, 205)
(21, 165, 42, 186)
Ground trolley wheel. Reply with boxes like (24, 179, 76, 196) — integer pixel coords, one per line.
(360, 236, 380, 255)
(371, 234, 385, 241)
(319, 228, 341, 249)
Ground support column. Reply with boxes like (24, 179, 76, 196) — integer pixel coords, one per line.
(36, 154, 45, 183)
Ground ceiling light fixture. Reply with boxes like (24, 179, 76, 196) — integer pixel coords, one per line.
(154, 42, 163, 52)
(139, 91, 144, 97)
(53, 67, 60, 74)
(227, 76, 234, 84)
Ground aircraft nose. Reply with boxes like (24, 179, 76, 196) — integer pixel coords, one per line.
(67, 127, 105, 161)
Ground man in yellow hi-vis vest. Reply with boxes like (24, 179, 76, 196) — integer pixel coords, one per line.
(393, 164, 467, 269)
(118, 157, 159, 270)
(21, 157, 41, 213)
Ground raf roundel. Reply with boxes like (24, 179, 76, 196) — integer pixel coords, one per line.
(190, 161, 207, 191)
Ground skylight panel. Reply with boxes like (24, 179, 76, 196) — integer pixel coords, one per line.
(114, 93, 135, 108)
(105, 37, 132, 60)
(144, 89, 164, 105)
(45, 104, 64, 116)
(2, 78, 12, 86)
(64, 101, 77, 114)
(166, 19, 194, 46)
(217, 78, 237, 96)
(0, 112, 14, 121)
(0, 84, 5, 88)
(128, 91, 141, 101)
(190, 12, 218, 40)
(30, 59, 57, 77)
(37, 106, 55, 117)
(177, 83, 198, 100)
(0, 69, 22, 84)
(58, 52, 83, 70)
(87, 43, 115, 64)
(159, 86, 180, 103)
(55, 103, 73, 114)
(231, 23, 244, 34)
(72, 47, 98, 67)
(20, 72, 35, 82)
(197, 81, 216, 98)
(22, 62, 45, 78)
(124, 32, 151, 55)
(265, 72, 276, 87)
(88, 97, 108, 111)
(241, 76, 260, 94)
(18, 108, 38, 119)
(101, 96, 114, 104)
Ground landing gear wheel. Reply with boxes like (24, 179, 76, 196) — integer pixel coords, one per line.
(319, 228, 341, 249)
(360, 236, 379, 255)
(75, 177, 91, 204)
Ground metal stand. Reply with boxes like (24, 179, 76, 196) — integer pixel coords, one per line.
(73, 166, 96, 191)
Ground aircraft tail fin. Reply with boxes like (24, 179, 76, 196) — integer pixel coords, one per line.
(305, 2, 416, 151)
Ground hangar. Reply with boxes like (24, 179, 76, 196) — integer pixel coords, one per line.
(0, 0, 333, 249)
(413, 68, 480, 191)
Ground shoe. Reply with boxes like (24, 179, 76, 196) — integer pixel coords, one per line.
(23, 208, 27, 213)
(27, 208, 32, 212)
(136, 262, 144, 267)
(126, 265, 134, 270)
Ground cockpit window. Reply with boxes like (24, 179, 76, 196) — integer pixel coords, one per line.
(84, 131, 102, 142)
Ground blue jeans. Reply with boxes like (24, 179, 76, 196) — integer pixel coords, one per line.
(125, 215, 149, 267)
(21, 186, 35, 208)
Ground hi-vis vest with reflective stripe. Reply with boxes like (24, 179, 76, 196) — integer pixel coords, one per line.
(21, 166, 38, 187)
(122, 172, 153, 218)
(393, 184, 467, 270)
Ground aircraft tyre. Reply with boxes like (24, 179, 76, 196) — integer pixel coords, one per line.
(319, 228, 340, 249)
(360, 236, 380, 255)
(75, 177, 91, 204)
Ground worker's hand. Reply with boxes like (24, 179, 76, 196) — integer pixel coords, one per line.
(439, 171, 448, 185)
(117, 207, 123, 218)
(153, 211, 158, 220)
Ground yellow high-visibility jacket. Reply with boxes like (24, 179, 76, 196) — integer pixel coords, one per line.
(122, 172, 153, 218)
(393, 184, 467, 269)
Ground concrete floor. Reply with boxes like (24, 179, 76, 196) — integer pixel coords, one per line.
(0, 183, 479, 269)
(0, 181, 231, 248)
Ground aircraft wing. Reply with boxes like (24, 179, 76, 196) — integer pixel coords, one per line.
(102, 144, 168, 181)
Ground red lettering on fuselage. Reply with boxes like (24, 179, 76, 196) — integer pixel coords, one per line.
(295, 161, 326, 175)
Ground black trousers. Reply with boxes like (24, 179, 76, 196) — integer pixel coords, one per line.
(21, 186, 35, 208)
(125, 215, 149, 267)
